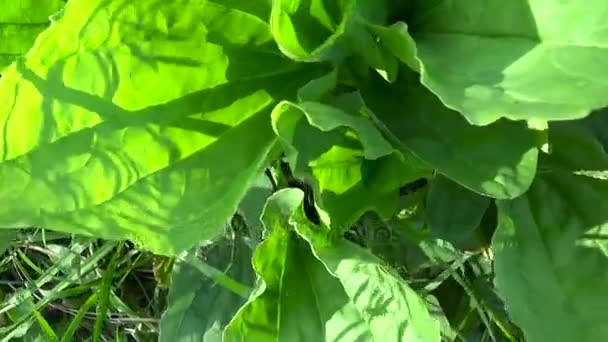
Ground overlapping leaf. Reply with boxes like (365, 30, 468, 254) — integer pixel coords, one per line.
(272, 96, 429, 229)
(270, 0, 404, 82)
(271, 0, 386, 61)
(0, 0, 65, 73)
(237, 171, 275, 241)
(159, 237, 256, 342)
(360, 70, 538, 199)
(293, 197, 441, 341)
(226, 189, 440, 341)
(398, 0, 608, 125)
(492, 117, 608, 341)
(0, 0, 325, 254)
(425, 174, 491, 244)
(224, 189, 372, 341)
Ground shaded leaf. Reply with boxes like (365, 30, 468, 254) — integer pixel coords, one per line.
(159, 237, 256, 342)
(272, 98, 429, 228)
(493, 122, 608, 341)
(297, 68, 339, 102)
(425, 174, 491, 245)
(360, 70, 538, 199)
(271, 0, 384, 61)
(237, 171, 275, 241)
(467, 257, 522, 340)
(367, 22, 419, 72)
(270, 0, 404, 82)
(581, 108, 608, 151)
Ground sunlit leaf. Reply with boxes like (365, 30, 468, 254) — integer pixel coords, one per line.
(403, 0, 608, 125)
(293, 193, 441, 342)
(0, 0, 324, 254)
(0, 0, 65, 73)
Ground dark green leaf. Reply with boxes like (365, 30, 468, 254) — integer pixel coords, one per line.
(272, 98, 429, 228)
(493, 122, 608, 341)
(238, 171, 275, 241)
(360, 71, 538, 199)
(160, 237, 256, 342)
(425, 175, 491, 245)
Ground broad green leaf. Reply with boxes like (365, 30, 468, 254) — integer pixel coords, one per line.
(224, 189, 372, 342)
(367, 22, 419, 72)
(159, 237, 256, 342)
(294, 209, 441, 342)
(493, 123, 608, 341)
(271, 98, 429, 228)
(270, 0, 348, 62)
(271, 0, 385, 62)
(270, 0, 400, 80)
(360, 70, 538, 199)
(404, 0, 608, 125)
(0, 0, 324, 254)
(0, 0, 65, 73)
(425, 175, 491, 244)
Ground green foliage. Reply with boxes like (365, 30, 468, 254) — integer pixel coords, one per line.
(1, 0, 608, 341)
(0, 0, 65, 72)
(160, 237, 256, 341)
(493, 114, 608, 341)
(0, 232, 162, 340)
(359, 71, 539, 199)
(406, 1, 608, 125)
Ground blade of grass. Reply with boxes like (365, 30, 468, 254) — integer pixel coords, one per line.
(417, 238, 497, 341)
(0, 241, 91, 316)
(15, 248, 45, 275)
(93, 242, 124, 342)
(423, 253, 472, 293)
(109, 292, 157, 333)
(32, 309, 59, 342)
(41, 228, 47, 246)
(60, 292, 99, 342)
(179, 252, 251, 298)
(0, 241, 117, 336)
